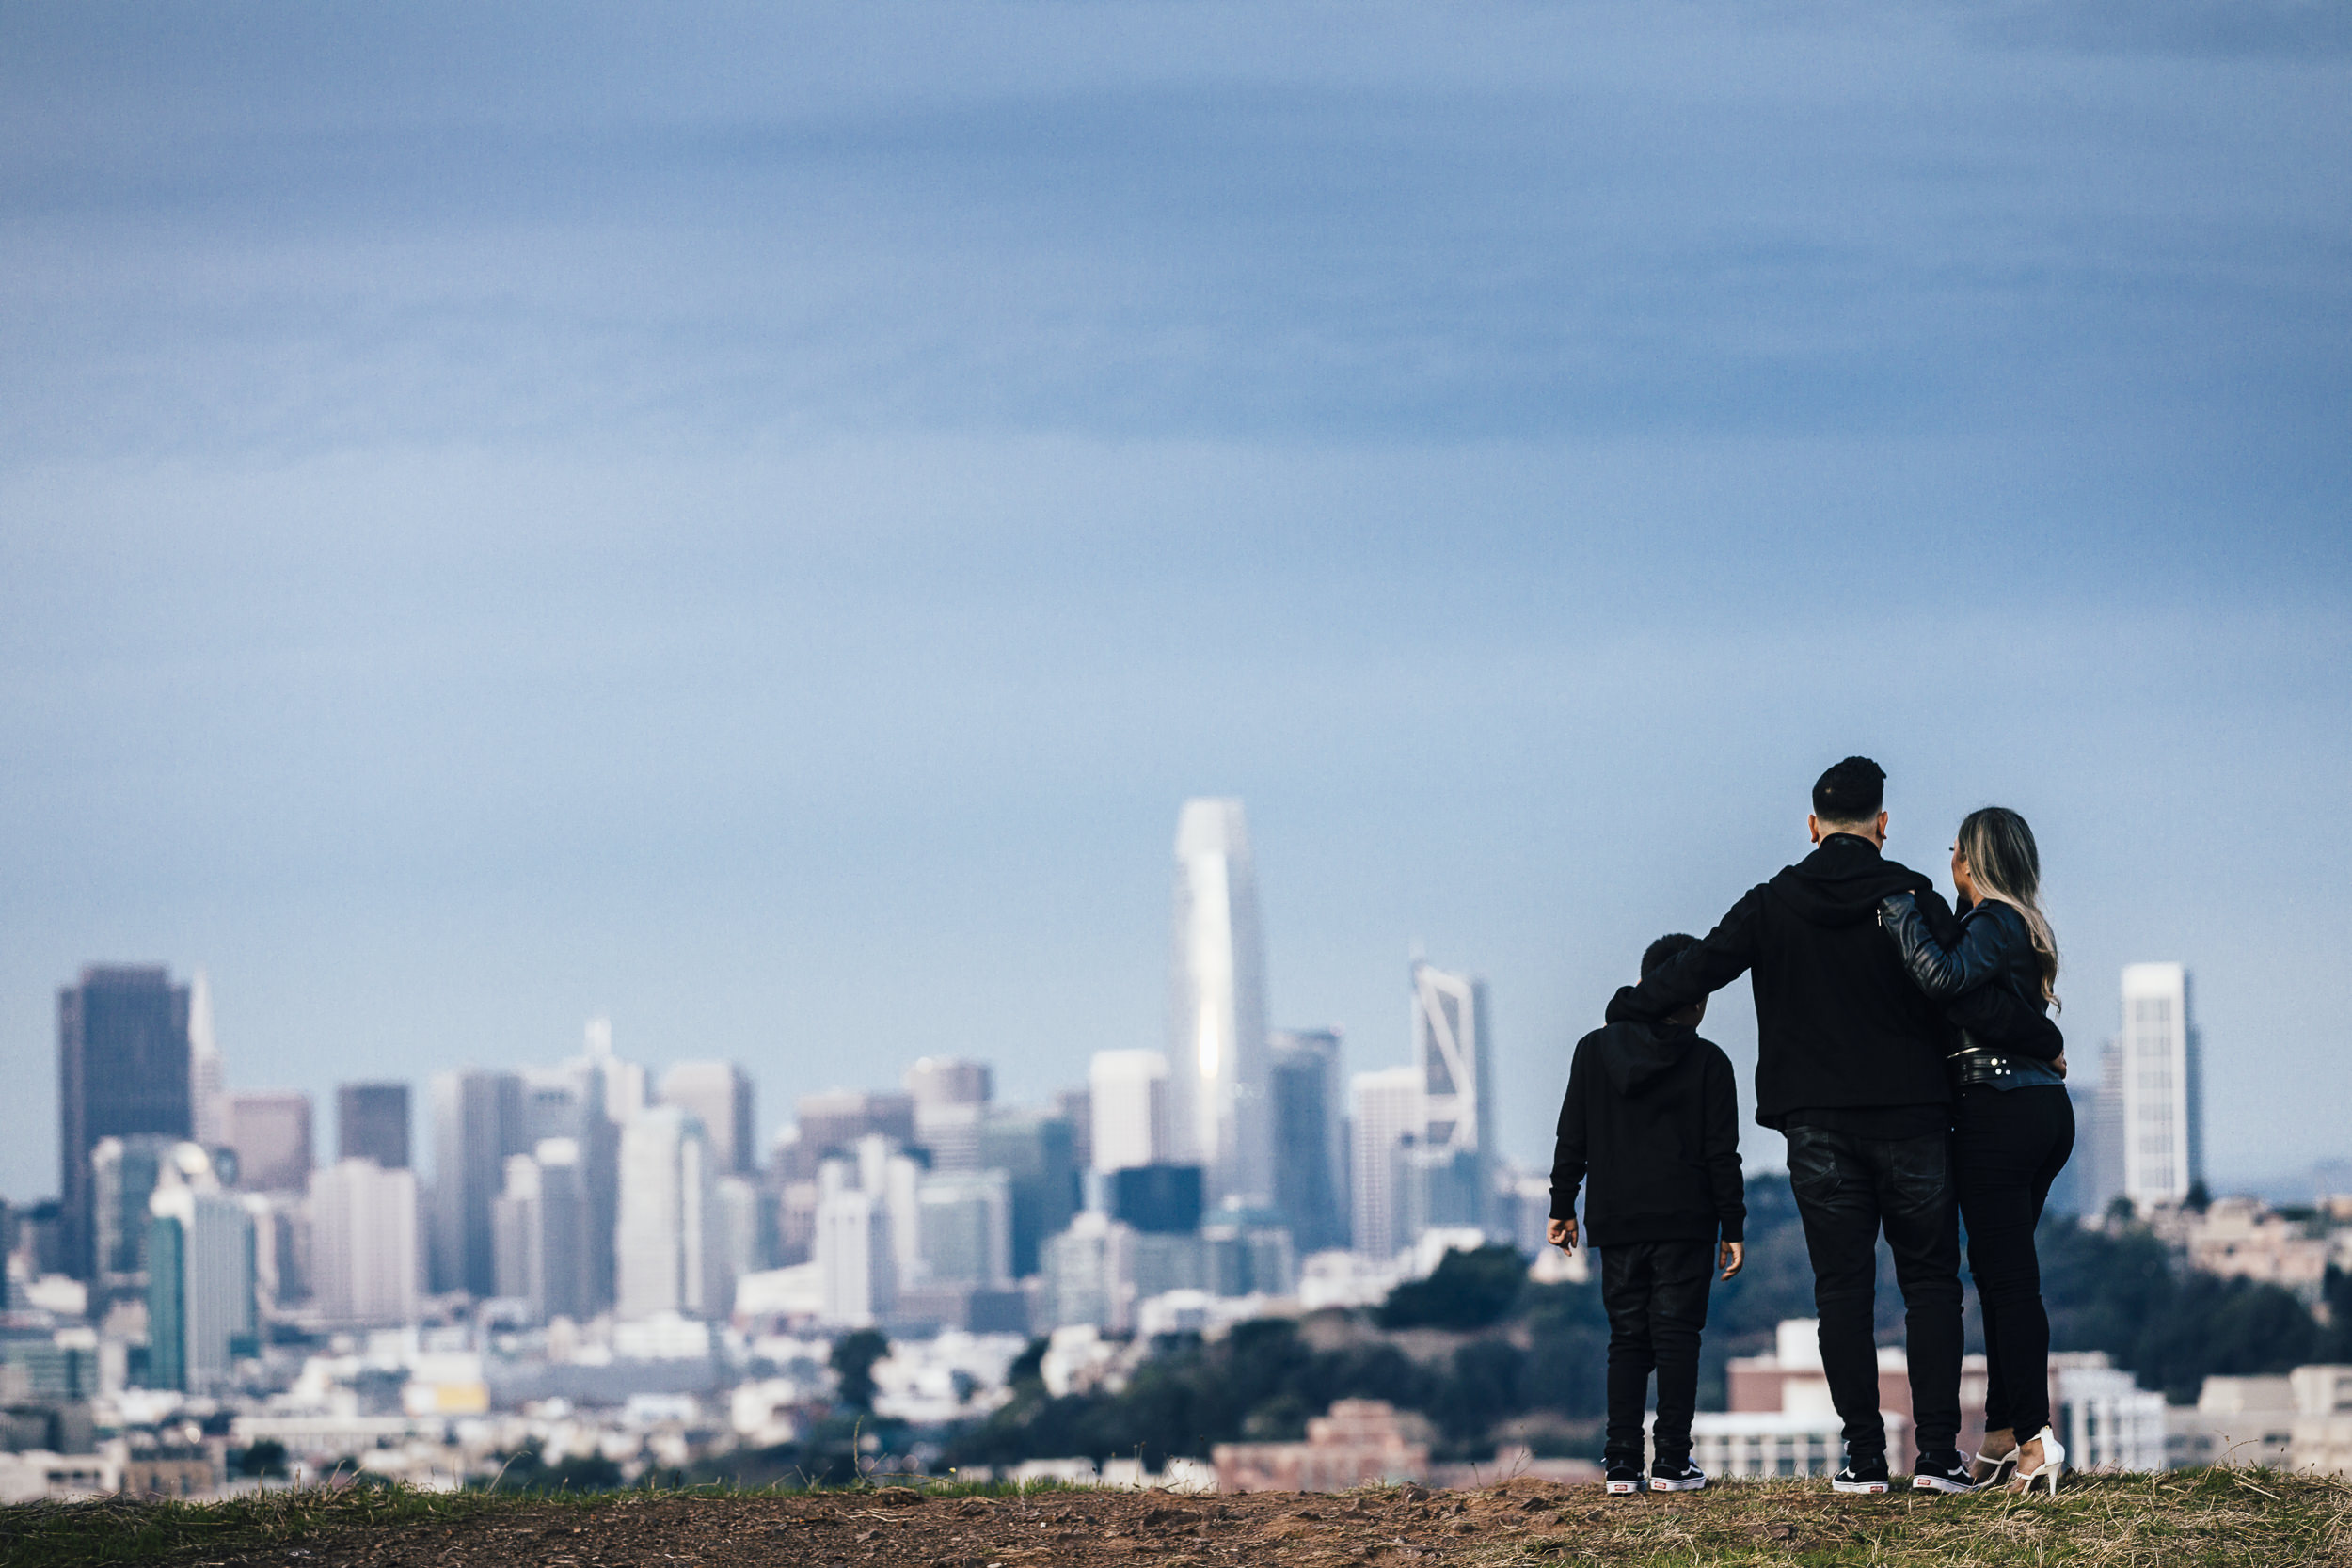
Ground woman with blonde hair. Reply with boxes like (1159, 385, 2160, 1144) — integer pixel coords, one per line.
(1879, 806, 2072, 1496)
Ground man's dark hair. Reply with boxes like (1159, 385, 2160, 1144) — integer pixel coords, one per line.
(1642, 932, 1699, 978)
(1812, 755, 1886, 823)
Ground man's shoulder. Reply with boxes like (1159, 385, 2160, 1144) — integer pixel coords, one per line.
(1691, 1037, 1737, 1071)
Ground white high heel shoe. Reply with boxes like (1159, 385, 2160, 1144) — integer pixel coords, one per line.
(2007, 1425, 2066, 1496)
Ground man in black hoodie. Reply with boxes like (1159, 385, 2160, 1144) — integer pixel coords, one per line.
(1550, 932, 1744, 1496)
(1605, 757, 2063, 1495)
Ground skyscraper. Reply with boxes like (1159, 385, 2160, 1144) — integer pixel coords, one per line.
(978, 1107, 1081, 1278)
(187, 970, 226, 1149)
(1269, 1028, 1349, 1254)
(614, 1106, 714, 1320)
(1088, 1050, 1170, 1175)
(310, 1158, 421, 1325)
(784, 1090, 917, 1179)
(905, 1057, 993, 1107)
(1167, 799, 1272, 1207)
(145, 1150, 256, 1394)
(659, 1061, 758, 1177)
(1410, 962, 1495, 1233)
(428, 1070, 525, 1297)
(91, 1135, 202, 1297)
(223, 1091, 314, 1193)
(1349, 1066, 1422, 1259)
(2119, 962, 2205, 1208)
(337, 1084, 411, 1169)
(58, 966, 194, 1279)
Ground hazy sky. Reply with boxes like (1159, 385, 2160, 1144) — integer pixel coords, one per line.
(4, 1, 2347, 1198)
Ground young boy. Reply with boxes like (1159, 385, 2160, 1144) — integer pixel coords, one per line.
(1549, 932, 1746, 1495)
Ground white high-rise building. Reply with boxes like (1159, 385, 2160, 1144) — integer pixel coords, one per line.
(1411, 961, 1495, 1233)
(659, 1061, 757, 1177)
(2120, 962, 2204, 1208)
(309, 1158, 421, 1325)
(1089, 1050, 1170, 1174)
(187, 970, 226, 1148)
(1167, 799, 1272, 1206)
(492, 1153, 544, 1308)
(815, 1160, 895, 1327)
(917, 1170, 1013, 1288)
(1349, 1066, 1422, 1259)
(615, 1106, 713, 1320)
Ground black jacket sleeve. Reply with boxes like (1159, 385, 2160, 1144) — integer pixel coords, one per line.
(1704, 1046, 1745, 1243)
(1880, 894, 2065, 1062)
(1879, 892, 2008, 999)
(1604, 885, 1765, 1024)
(1549, 1042, 1589, 1222)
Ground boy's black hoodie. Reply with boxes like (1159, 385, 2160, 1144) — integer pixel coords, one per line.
(1551, 988, 1744, 1248)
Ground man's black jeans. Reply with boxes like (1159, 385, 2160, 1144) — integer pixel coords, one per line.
(1785, 1126, 1963, 1457)
(1599, 1239, 1717, 1465)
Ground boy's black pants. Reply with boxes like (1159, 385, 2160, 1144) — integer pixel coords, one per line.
(1599, 1238, 1716, 1464)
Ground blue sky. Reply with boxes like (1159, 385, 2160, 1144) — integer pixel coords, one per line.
(2, 0, 2347, 1196)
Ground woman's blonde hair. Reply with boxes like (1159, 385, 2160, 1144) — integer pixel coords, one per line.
(1957, 806, 2059, 1010)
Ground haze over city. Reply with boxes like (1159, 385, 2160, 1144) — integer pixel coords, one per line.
(5, 0, 2348, 1196)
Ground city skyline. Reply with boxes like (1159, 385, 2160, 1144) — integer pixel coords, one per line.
(3, 3, 2347, 1210)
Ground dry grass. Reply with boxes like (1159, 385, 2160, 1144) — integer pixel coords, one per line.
(3, 1467, 2346, 1568)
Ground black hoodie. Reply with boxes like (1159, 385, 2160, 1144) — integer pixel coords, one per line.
(1550, 992, 1744, 1247)
(1605, 834, 2064, 1129)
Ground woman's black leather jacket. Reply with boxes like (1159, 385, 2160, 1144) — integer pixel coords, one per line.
(1878, 893, 2065, 1090)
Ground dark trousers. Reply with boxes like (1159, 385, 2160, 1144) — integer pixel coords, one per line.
(1786, 1126, 1963, 1456)
(1599, 1238, 1716, 1464)
(1955, 1084, 2074, 1439)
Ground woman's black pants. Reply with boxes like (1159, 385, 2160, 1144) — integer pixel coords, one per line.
(1954, 1083, 2074, 1440)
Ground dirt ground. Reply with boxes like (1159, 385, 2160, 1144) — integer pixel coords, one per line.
(278, 1481, 1680, 1567)
(111, 1471, 2352, 1568)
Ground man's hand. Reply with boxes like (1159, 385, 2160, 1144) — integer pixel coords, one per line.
(1719, 1241, 1744, 1281)
(2053, 1053, 2069, 1079)
(1547, 1216, 1578, 1253)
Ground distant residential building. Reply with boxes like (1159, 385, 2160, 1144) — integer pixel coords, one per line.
(223, 1091, 313, 1193)
(1089, 1051, 1170, 1174)
(336, 1084, 411, 1169)
(2180, 1196, 2331, 1291)
(145, 1162, 256, 1395)
(1214, 1400, 1431, 1493)
(2120, 962, 2204, 1208)
(2167, 1375, 2297, 1469)
(58, 966, 194, 1279)
(1348, 1067, 1421, 1259)
(660, 1061, 758, 1177)
(1268, 1029, 1348, 1254)
(615, 1106, 716, 1320)
(428, 1069, 525, 1297)
(309, 1158, 420, 1325)
(1167, 799, 1273, 1208)
(2290, 1365, 2352, 1477)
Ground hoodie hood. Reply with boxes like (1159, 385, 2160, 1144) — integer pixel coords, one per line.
(1591, 991, 1702, 1096)
(1765, 833, 1936, 928)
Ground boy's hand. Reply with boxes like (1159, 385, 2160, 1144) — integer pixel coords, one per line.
(1718, 1241, 1744, 1281)
(1547, 1217, 1578, 1253)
